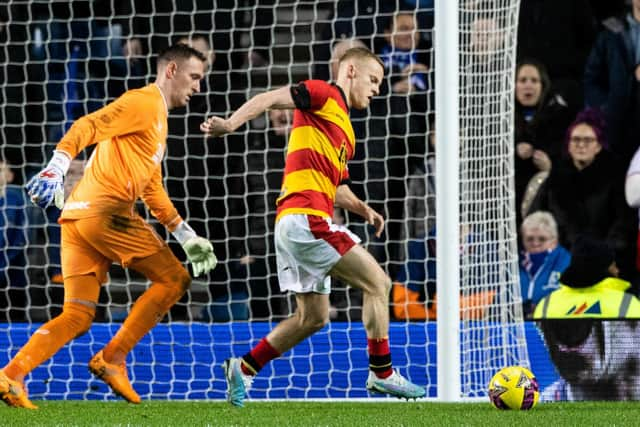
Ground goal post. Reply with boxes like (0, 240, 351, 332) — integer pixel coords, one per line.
(0, 0, 528, 402)
(435, 0, 461, 402)
(442, 0, 529, 400)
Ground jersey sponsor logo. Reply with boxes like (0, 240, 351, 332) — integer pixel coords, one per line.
(63, 201, 90, 210)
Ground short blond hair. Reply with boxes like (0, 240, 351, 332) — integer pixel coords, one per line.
(338, 47, 384, 70)
(521, 211, 558, 240)
(331, 39, 367, 63)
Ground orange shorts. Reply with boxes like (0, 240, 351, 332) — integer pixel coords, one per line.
(60, 215, 172, 283)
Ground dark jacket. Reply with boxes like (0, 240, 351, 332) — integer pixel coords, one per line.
(514, 93, 572, 223)
(518, 0, 596, 83)
(529, 150, 637, 278)
(584, 15, 640, 162)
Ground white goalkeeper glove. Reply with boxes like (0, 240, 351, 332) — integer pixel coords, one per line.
(172, 221, 217, 277)
(26, 150, 71, 209)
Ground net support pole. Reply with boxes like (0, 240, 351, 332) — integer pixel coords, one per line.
(435, 0, 461, 402)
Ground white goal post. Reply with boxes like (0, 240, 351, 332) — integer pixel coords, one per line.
(437, 0, 529, 401)
(0, 0, 527, 402)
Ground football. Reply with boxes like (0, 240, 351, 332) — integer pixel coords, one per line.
(488, 366, 539, 410)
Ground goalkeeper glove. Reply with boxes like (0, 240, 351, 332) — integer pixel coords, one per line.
(172, 221, 217, 277)
(26, 150, 71, 209)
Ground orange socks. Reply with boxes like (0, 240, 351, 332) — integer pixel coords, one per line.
(103, 282, 186, 364)
(4, 302, 94, 383)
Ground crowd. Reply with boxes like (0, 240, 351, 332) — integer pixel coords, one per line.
(1, 0, 639, 326)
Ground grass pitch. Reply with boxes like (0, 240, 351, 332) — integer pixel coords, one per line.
(2, 401, 640, 426)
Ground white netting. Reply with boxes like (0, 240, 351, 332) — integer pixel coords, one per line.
(0, 0, 525, 401)
(457, 0, 528, 396)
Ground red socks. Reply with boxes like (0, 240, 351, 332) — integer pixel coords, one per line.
(368, 338, 393, 379)
(241, 338, 280, 375)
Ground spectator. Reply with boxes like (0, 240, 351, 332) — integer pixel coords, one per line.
(460, 2, 515, 230)
(584, 0, 640, 165)
(519, 211, 571, 319)
(528, 108, 638, 282)
(589, 0, 627, 23)
(517, 0, 597, 109)
(328, 38, 421, 277)
(461, 2, 509, 116)
(514, 59, 572, 226)
(210, 0, 274, 72)
(221, 108, 291, 321)
(404, 113, 436, 243)
(177, 34, 215, 68)
(29, 1, 148, 142)
(380, 11, 430, 95)
(393, 112, 435, 320)
(168, 31, 249, 323)
(466, 4, 504, 64)
(625, 144, 640, 274)
(314, 1, 433, 81)
(1, 3, 45, 175)
(364, 14, 430, 274)
(313, 1, 398, 81)
(534, 235, 640, 318)
(392, 223, 499, 321)
(0, 159, 28, 321)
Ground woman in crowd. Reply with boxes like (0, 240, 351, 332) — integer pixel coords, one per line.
(528, 108, 637, 282)
(518, 211, 571, 318)
(514, 58, 572, 226)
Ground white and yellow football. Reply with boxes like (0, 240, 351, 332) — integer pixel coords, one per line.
(488, 366, 539, 410)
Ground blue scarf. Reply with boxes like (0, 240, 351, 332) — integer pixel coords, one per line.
(380, 45, 427, 90)
(521, 250, 549, 278)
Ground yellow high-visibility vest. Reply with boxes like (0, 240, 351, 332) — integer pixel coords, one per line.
(533, 277, 640, 319)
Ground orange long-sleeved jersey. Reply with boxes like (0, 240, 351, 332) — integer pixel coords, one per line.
(59, 83, 182, 231)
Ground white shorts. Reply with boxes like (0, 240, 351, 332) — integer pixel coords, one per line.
(275, 214, 361, 294)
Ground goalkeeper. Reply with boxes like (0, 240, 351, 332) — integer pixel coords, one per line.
(201, 47, 426, 406)
(0, 44, 217, 409)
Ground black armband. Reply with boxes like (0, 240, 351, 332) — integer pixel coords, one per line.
(290, 82, 311, 110)
(339, 178, 352, 186)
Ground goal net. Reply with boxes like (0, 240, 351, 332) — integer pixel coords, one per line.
(0, 0, 526, 401)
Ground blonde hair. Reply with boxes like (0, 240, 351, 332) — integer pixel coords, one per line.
(338, 47, 384, 70)
(521, 210, 558, 240)
(331, 39, 367, 63)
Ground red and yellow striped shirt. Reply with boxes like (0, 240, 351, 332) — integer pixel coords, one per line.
(276, 80, 355, 220)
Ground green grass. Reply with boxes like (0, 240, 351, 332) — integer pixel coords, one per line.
(3, 401, 640, 426)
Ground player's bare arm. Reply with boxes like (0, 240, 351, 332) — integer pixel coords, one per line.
(200, 86, 295, 137)
(335, 184, 384, 237)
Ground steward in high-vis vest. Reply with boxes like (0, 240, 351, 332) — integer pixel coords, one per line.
(533, 235, 640, 319)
